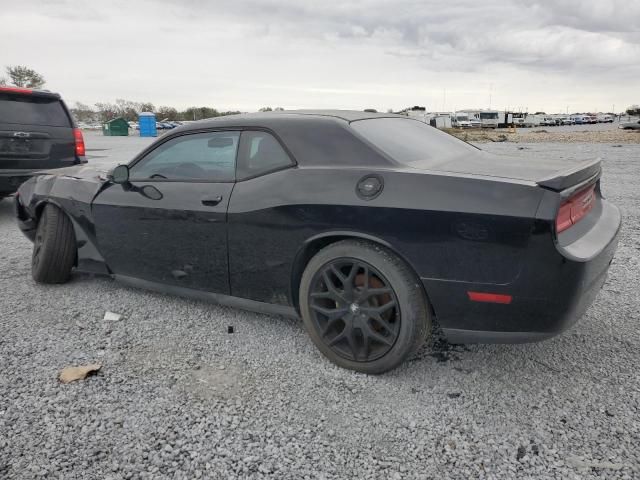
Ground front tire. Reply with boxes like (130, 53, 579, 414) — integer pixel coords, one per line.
(299, 240, 431, 374)
(32, 204, 76, 284)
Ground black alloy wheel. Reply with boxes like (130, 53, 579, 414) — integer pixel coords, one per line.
(308, 258, 400, 362)
(300, 240, 431, 374)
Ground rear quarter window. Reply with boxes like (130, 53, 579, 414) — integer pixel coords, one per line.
(350, 117, 477, 167)
(0, 94, 70, 127)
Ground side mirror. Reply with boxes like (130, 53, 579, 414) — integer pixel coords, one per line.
(109, 164, 130, 184)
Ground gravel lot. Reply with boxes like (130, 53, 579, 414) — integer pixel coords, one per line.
(1, 135, 639, 479)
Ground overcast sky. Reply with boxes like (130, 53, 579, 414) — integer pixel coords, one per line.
(1, 0, 639, 113)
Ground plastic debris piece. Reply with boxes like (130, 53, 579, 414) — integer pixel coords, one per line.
(103, 311, 122, 321)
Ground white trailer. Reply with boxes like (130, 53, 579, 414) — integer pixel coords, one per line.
(458, 109, 500, 128)
(478, 110, 500, 128)
(430, 115, 452, 129)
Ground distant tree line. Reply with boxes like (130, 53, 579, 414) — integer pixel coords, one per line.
(71, 100, 247, 124)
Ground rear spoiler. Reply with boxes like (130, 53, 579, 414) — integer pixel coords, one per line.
(0, 86, 60, 99)
(536, 158, 601, 192)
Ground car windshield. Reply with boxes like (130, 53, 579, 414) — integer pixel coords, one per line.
(351, 117, 477, 167)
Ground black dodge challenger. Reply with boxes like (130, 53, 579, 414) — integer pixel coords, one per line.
(14, 110, 621, 373)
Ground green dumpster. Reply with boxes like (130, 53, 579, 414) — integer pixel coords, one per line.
(102, 117, 130, 136)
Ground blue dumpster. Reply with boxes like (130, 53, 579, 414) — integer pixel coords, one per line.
(139, 112, 157, 137)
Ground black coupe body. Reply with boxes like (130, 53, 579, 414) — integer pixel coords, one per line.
(15, 111, 621, 372)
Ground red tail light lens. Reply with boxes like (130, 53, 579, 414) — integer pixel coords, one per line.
(555, 184, 596, 234)
(73, 128, 86, 157)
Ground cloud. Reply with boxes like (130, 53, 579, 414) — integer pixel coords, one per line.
(1, 0, 637, 112)
(154, 0, 640, 75)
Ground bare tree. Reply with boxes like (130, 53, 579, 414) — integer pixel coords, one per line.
(70, 102, 97, 124)
(157, 106, 178, 121)
(5, 65, 46, 88)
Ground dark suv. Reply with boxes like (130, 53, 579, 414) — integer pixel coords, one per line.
(0, 86, 86, 199)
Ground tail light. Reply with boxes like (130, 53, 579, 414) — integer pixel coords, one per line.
(556, 184, 597, 234)
(73, 128, 86, 157)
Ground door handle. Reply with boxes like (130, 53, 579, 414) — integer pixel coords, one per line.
(201, 195, 223, 206)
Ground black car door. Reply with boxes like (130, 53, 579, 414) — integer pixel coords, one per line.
(92, 130, 240, 293)
(227, 130, 297, 303)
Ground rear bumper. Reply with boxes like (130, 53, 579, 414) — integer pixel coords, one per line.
(426, 201, 621, 344)
(1, 156, 85, 195)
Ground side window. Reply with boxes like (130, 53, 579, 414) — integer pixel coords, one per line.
(130, 131, 240, 182)
(236, 131, 293, 180)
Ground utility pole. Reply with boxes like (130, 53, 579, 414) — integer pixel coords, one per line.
(489, 83, 492, 110)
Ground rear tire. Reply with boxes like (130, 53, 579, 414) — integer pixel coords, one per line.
(32, 204, 76, 284)
(299, 240, 431, 374)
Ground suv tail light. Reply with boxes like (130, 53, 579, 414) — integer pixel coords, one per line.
(73, 128, 86, 157)
(556, 184, 597, 233)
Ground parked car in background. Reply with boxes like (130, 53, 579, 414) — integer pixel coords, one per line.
(14, 110, 621, 373)
(452, 114, 472, 128)
(540, 117, 556, 126)
(598, 115, 613, 123)
(619, 120, 640, 130)
(0, 86, 86, 199)
(469, 117, 481, 128)
(570, 115, 586, 124)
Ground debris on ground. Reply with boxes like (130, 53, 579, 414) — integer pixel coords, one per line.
(103, 311, 122, 321)
(58, 364, 102, 384)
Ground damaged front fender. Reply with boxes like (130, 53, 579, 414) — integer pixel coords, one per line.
(15, 167, 111, 275)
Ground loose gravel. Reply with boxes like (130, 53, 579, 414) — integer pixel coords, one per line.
(0, 139, 639, 479)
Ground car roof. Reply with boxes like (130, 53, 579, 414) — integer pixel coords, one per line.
(186, 110, 404, 129)
(167, 110, 411, 168)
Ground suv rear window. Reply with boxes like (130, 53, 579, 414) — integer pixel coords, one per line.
(0, 94, 70, 127)
(350, 117, 477, 167)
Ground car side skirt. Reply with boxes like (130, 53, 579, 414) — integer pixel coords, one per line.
(114, 275, 299, 319)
